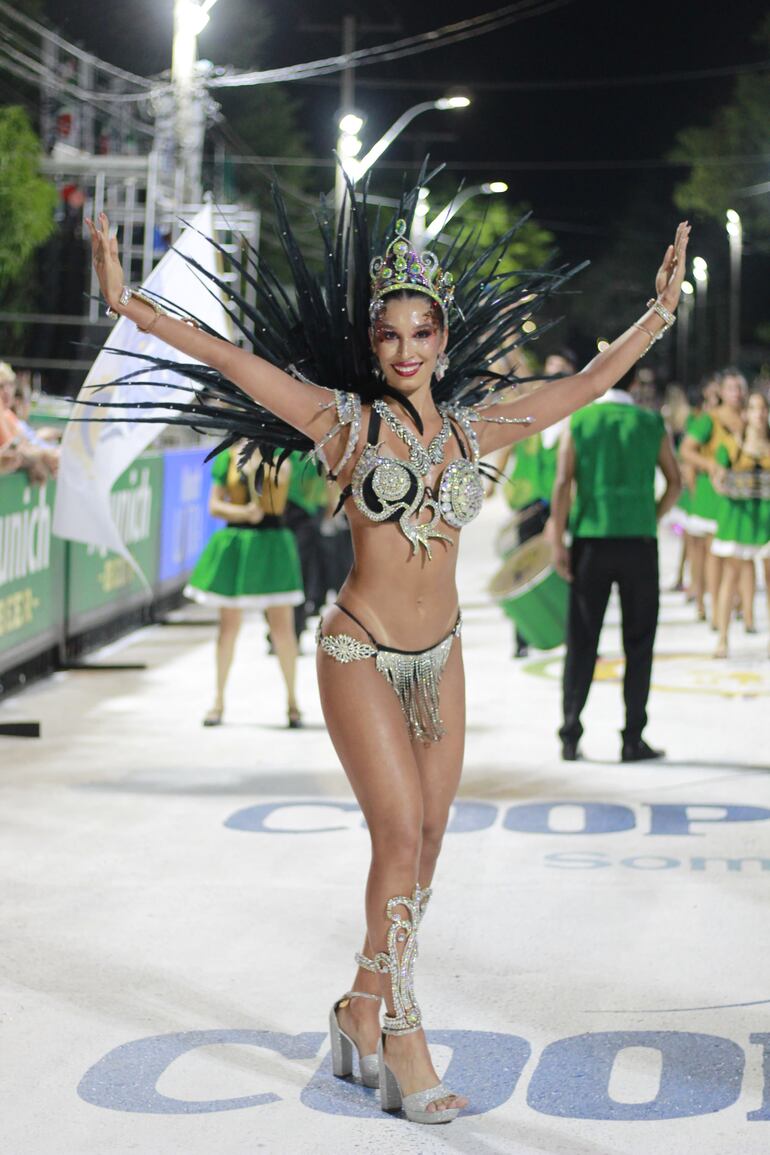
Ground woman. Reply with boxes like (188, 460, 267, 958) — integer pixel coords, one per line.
(681, 370, 747, 625)
(711, 392, 770, 658)
(185, 442, 303, 727)
(86, 200, 689, 1124)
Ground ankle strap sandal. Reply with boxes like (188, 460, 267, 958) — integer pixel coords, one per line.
(329, 990, 382, 1088)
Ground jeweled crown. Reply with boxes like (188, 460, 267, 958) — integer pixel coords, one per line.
(370, 218, 455, 321)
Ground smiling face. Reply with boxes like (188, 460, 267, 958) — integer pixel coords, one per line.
(746, 391, 769, 433)
(720, 372, 747, 411)
(370, 294, 448, 400)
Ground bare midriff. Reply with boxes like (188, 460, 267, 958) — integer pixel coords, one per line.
(336, 518, 461, 649)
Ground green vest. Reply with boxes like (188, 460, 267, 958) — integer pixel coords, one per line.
(569, 398, 665, 538)
(287, 451, 327, 514)
(504, 434, 541, 509)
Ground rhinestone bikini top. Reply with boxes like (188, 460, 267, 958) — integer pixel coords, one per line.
(314, 391, 485, 557)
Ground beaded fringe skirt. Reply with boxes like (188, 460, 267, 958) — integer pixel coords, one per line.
(317, 617, 461, 743)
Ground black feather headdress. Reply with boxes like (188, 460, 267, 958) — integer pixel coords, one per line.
(82, 165, 585, 465)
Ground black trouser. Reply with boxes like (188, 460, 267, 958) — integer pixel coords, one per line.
(283, 502, 326, 638)
(560, 536, 659, 746)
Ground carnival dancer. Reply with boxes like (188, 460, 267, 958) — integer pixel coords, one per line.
(85, 191, 689, 1123)
(711, 392, 770, 658)
(681, 370, 747, 625)
(186, 442, 304, 727)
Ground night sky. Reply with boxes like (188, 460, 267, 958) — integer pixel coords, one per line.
(19, 0, 770, 366)
(47, 0, 769, 248)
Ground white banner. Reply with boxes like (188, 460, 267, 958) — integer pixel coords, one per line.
(53, 204, 230, 572)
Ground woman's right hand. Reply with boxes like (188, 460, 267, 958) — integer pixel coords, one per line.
(243, 501, 264, 525)
(85, 212, 125, 311)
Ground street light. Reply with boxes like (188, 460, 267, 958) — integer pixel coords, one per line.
(353, 96, 470, 182)
(410, 187, 432, 245)
(424, 180, 509, 241)
(677, 280, 694, 387)
(172, 0, 220, 204)
(692, 257, 709, 380)
(726, 208, 742, 362)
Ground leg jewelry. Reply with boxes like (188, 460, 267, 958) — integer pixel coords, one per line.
(356, 885, 432, 1035)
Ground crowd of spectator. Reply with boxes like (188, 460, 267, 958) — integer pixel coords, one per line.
(0, 362, 60, 482)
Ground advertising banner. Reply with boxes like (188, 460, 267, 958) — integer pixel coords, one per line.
(66, 455, 163, 631)
(54, 204, 232, 576)
(157, 447, 221, 589)
(0, 476, 65, 664)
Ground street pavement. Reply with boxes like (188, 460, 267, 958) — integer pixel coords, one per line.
(0, 494, 767, 1155)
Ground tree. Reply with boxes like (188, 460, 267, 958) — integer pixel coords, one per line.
(453, 197, 555, 277)
(672, 16, 770, 241)
(0, 106, 56, 290)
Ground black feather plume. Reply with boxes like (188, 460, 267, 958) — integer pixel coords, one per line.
(85, 166, 586, 461)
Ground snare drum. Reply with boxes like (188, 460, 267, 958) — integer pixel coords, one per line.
(488, 533, 568, 650)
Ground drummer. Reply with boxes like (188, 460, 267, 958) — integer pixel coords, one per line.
(546, 365, 681, 763)
(500, 348, 577, 657)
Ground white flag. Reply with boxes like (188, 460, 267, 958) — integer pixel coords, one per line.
(53, 204, 231, 571)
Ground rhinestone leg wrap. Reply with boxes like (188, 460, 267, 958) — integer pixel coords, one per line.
(361, 885, 432, 1036)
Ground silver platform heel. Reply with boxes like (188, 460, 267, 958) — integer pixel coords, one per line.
(373, 885, 460, 1125)
(329, 991, 381, 1088)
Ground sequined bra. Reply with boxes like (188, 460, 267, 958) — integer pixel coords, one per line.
(314, 390, 486, 556)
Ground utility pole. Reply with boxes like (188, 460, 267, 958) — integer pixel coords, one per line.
(171, 0, 219, 206)
(301, 16, 401, 216)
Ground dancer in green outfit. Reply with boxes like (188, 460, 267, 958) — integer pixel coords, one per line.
(186, 444, 304, 727)
(681, 370, 746, 625)
(711, 392, 770, 658)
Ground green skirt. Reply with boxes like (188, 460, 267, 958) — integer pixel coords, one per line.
(689, 472, 719, 535)
(712, 497, 770, 560)
(185, 525, 304, 609)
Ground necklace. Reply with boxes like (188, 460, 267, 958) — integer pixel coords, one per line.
(373, 399, 452, 476)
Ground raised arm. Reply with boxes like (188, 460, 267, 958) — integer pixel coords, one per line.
(86, 213, 335, 445)
(476, 222, 691, 455)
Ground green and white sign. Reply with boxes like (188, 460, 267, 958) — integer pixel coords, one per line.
(0, 476, 65, 660)
(66, 456, 163, 629)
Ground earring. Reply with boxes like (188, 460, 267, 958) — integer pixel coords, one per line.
(435, 352, 450, 382)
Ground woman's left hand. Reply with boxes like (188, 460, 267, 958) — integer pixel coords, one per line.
(654, 221, 691, 314)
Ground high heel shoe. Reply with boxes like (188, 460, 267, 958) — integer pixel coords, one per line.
(329, 991, 381, 1088)
(378, 1036, 459, 1124)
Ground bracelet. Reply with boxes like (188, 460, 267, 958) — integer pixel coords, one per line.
(646, 298, 676, 329)
(105, 285, 132, 319)
(105, 286, 165, 332)
(633, 321, 656, 342)
(132, 290, 165, 333)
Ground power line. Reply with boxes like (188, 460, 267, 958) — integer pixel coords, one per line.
(208, 0, 575, 87)
(0, 36, 155, 136)
(223, 152, 770, 172)
(0, 0, 153, 88)
(293, 58, 770, 93)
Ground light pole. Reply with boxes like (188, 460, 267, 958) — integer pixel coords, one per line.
(410, 187, 431, 245)
(424, 181, 509, 242)
(335, 95, 471, 219)
(172, 0, 219, 205)
(677, 280, 694, 388)
(335, 111, 365, 220)
(726, 208, 742, 363)
(692, 256, 709, 381)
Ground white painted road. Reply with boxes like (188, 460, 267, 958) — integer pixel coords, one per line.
(1, 495, 768, 1154)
